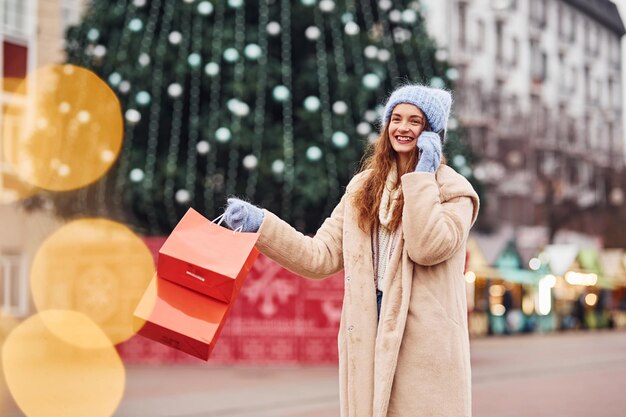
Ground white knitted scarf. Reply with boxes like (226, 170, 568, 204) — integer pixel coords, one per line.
(378, 164, 401, 228)
(375, 165, 401, 291)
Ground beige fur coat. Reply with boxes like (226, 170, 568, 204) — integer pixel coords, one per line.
(256, 164, 480, 417)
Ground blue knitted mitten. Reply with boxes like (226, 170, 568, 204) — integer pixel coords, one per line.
(415, 131, 442, 173)
(223, 198, 264, 232)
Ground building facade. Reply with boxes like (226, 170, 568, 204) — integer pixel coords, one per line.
(1, 0, 88, 318)
(421, 0, 626, 244)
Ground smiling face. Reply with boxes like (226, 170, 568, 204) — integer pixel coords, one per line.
(388, 103, 427, 167)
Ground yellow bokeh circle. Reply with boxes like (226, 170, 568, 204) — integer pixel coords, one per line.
(2, 310, 125, 417)
(0, 315, 18, 414)
(2, 64, 123, 191)
(30, 218, 155, 346)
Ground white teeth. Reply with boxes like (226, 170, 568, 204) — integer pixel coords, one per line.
(396, 136, 414, 142)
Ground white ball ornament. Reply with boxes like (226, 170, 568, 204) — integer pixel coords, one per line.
(364, 110, 377, 123)
(87, 28, 100, 42)
(378, 0, 392, 11)
(273, 85, 290, 102)
(368, 132, 379, 143)
(118, 80, 131, 94)
(125, 109, 142, 124)
(77, 111, 91, 124)
(377, 49, 391, 62)
(319, 0, 335, 12)
(108, 72, 122, 86)
(227, 98, 250, 117)
(169, 31, 182, 45)
(389, 10, 402, 23)
(204, 62, 220, 76)
(188, 53, 202, 67)
(242, 155, 258, 170)
(306, 146, 323, 161)
(364, 45, 378, 59)
(59, 102, 71, 114)
(129, 168, 145, 182)
(175, 189, 191, 204)
(341, 13, 354, 23)
(402, 9, 418, 24)
(168, 83, 183, 98)
(429, 77, 445, 89)
(453, 155, 467, 167)
(244, 44, 262, 60)
(345, 22, 360, 36)
(93, 45, 107, 58)
(362, 73, 381, 90)
(305, 26, 321, 41)
(228, 0, 243, 8)
(136, 91, 151, 106)
(448, 117, 459, 130)
(357, 122, 372, 135)
(446, 68, 460, 80)
(196, 141, 210, 155)
(304, 96, 321, 112)
(223, 48, 240, 62)
(128, 18, 143, 32)
(332, 101, 348, 115)
(301, 0, 316, 5)
(435, 49, 448, 62)
(267, 21, 281, 36)
(197, 1, 214, 15)
(133, 0, 146, 6)
(215, 127, 232, 143)
(332, 131, 349, 148)
(138, 53, 151, 66)
(272, 159, 285, 174)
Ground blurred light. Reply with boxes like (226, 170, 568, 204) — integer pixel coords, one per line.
(271, 159, 285, 174)
(489, 284, 505, 297)
(585, 293, 598, 306)
(3, 65, 123, 192)
(529, 257, 541, 271)
(29, 219, 155, 345)
(490, 304, 506, 316)
(522, 294, 534, 315)
(242, 155, 258, 170)
(3, 311, 125, 417)
(543, 274, 557, 288)
(565, 271, 598, 286)
(537, 276, 552, 315)
(464, 271, 476, 283)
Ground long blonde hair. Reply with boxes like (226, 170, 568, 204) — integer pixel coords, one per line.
(353, 121, 447, 233)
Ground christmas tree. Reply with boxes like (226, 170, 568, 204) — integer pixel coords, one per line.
(59, 0, 476, 235)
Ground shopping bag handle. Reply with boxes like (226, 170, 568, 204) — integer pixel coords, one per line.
(212, 213, 243, 234)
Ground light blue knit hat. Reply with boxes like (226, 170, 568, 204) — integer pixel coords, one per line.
(382, 84, 452, 134)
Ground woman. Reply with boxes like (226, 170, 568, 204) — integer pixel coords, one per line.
(224, 84, 479, 417)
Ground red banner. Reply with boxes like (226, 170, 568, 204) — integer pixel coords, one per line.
(117, 237, 344, 364)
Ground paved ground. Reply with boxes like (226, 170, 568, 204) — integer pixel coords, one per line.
(2, 330, 625, 416)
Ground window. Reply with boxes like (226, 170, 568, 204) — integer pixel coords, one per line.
(61, 0, 82, 31)
(0, 251, 28, 317)
(3, 0, 27, 36)
(510, 37, 519, 67)
(530, 40, 547, 82)
(530, 0, 547, 27)
(570, 12, 577, 42)
(458, 1, 468, 51)
(475, 19, 485, 53)
(495, 20, 504, 64)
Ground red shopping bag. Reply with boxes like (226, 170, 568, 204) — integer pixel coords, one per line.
(133, 274, 230, 360)
(158, 208, 260, 303)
